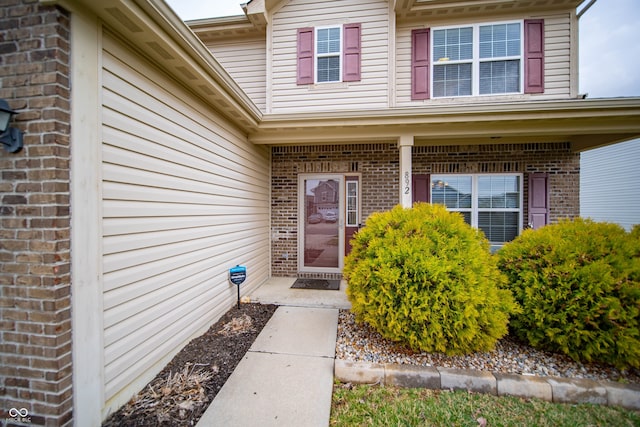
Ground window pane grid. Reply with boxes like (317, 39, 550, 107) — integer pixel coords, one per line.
(317, 28, 340, 55)
(478, 176, 520, 209)
(479, 60, 520, 94)
(317, 56, 340, 82)
(479, 23, 521, 59)
(433, 27, 473, 61)
(431, 176, 472, 209)
(478, 211, 519, 243)
(432, 174, 521, 245)
(316, 27, 341, 83)
(346, 181, 358, 226)
(432, 22, 522, 97)
(433, 63, 472, 97)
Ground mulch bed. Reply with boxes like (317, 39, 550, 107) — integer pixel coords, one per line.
(102, 303, 278, 427)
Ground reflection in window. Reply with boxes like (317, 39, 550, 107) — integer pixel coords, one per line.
(431, 174, 521, 246)
(431, 176, 472, 208)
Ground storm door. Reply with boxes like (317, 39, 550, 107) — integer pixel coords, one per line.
(299, 175, 344, 273)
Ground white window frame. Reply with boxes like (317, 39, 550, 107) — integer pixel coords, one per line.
(431, 173, 524, 247)
(315, 26, 342, 83)
(346, 180, 359, 227)
(431, 20, 524, 98)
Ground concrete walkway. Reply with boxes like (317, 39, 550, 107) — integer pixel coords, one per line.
(196, 306, 339, 427)
(197, 277, 640, 426)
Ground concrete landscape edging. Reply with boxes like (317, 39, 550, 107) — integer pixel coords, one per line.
(334, 359, 640, 411)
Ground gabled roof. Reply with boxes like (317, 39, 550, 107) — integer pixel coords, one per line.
(71, 0, 263, 132)
(74, 0, 640, 152)
(189, 0, 588, 35)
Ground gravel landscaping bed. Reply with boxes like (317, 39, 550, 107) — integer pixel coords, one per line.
(336, 310, 640, 384)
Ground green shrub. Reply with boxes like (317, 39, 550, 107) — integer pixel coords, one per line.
(344, 203, 518, 355)
(497, 218, 640, 369)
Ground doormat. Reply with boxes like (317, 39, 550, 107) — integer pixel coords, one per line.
(291, 278, 341, 291)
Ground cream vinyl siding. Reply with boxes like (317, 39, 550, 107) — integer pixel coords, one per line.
(101, 33, 270, 404)
(581, 139, 640, 231)
(541, 14, 572, 98)
(395, 13, 572, 106)
(209, 37, 267, 111)
(271, 0, 389, 113)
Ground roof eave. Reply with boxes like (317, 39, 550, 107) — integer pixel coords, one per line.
(250, 98, 640, 151)
(58, 0, 262, 132)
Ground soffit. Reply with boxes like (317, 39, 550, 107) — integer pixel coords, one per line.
(249, 98, 640, 152)
(188, 17, 263, 44)
(62, 0, 262, 132)
(395, 0, 585, 23)
(187, 0, 289, 42)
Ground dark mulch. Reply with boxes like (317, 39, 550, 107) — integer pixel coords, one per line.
(103, 303, 278, 427)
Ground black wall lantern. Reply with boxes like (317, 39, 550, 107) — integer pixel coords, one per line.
(0, 99, 24, 153)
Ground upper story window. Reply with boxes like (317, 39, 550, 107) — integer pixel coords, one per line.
(297, 24, 362, 85)
(316, 27, 342, 83)
(411, 20, 544, 100)
(431, 22, 522, 97)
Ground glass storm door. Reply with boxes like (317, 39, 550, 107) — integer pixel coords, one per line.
(299, 175, 343, 272)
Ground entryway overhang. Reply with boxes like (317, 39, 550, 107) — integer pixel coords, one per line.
(249, 97, 640, 152)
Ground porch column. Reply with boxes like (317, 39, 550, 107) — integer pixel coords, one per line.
(398, 134, 414, 208)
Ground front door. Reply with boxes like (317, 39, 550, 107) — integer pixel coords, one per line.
(299, 175, 344, 273)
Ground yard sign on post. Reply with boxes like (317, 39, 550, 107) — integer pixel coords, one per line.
(229, 265, 247, 309)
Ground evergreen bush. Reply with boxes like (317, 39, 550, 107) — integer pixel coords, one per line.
(497, 218, 640, 369)
(344, 203, 518, 355)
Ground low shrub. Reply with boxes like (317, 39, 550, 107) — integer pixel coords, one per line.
(344, 203, 518, 355)
(497, 218, 640, 369)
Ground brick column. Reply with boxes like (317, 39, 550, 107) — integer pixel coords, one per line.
(0, 2, 73, 426)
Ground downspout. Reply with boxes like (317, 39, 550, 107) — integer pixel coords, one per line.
(575, 0, 598, 98)
(577, 0, 598, 19)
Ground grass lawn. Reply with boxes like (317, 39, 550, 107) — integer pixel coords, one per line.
(330, 382, 640, 427)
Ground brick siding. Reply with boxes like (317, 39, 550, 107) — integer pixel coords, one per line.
(0, 2, 73, 426)
(413, 142, 581, 222)
(271, 142, 579, 277)
(272, 143, 399, 276)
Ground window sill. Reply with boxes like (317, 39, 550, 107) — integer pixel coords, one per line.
(307, 82, 349, 91)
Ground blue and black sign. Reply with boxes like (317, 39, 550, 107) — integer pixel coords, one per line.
(229, 265, 247, 309)
(229, 265, 247, 286)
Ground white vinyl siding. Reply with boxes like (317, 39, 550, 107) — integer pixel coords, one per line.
(395, 12, 572, 106)
(208, 37, 267, 111)
(270, 0, 389, 113)
(581, 139, 640, 231)
(101, 33, 270, 404)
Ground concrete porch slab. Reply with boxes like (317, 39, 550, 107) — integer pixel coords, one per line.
(248, 277, 351, 309)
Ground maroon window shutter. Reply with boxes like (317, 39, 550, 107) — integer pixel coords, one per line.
(528, 173, 549, 229)
(524, 19, 544, 94)
(297, 27, 314, 85)
(412, 174, 431, 204)
(343, 23, 361, 82)
(411, 29, 430, 100)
